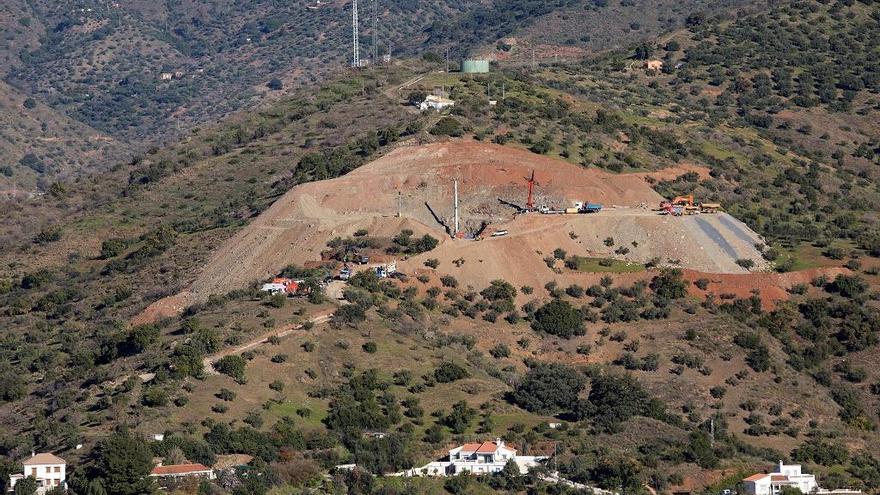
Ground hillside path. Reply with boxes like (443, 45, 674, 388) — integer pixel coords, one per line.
(202, 309, 334, 374)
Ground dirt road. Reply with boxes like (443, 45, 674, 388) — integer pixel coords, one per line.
(203, 310, 333, 375)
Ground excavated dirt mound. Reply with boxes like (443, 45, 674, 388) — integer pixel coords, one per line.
(143, 141, 770, 319)
(186, 142, 669, 297)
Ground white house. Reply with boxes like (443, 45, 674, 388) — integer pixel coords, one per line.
(419, 95, 455, 112)
(9, 453, 66, 494)
(397, 439, 546, 477)
(743, 462, 818, 495)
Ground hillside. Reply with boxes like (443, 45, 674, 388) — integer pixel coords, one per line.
(0, 81, 129, 190)
(0, 0, 761, 178)
(0, 2, 879, 494)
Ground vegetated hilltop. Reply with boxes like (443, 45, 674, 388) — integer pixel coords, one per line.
(0, 1, 879, 493)
(0, 0, 763, 186)
(437, 0, 759, 62)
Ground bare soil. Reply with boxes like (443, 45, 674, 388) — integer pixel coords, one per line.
(142, 141, 786, 320)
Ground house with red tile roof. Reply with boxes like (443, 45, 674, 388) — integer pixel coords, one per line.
(395, 439, 547, 477)
(740, 461, 866, 495)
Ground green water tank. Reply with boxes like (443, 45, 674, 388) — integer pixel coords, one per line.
(461, 59, 490, 73)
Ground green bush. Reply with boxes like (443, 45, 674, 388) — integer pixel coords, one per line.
(430, 116, 464, 137)
(511, 363, 585, 414)
(434, 362, 469, 383)
(531, 299, 585, 338)
(214, 355, 247, 382)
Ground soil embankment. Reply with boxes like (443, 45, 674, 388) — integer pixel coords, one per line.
(139, 141, 777, 320)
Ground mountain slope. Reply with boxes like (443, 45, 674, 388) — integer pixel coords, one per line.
(0, 81, 129, 191)
(0, 2, 879, 494)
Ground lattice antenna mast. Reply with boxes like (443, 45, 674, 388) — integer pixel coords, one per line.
(352, 0, 359, 68)
(372, 0, 378, 62)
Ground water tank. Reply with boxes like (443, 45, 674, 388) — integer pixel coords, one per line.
(461, 59, 489, 73)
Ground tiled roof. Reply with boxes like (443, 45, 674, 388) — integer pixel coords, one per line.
(22, 453, 66, 466)
(771, 475, 790, 482)
(457, 441, 516, 454)
(744, 473, 769, 482)
(151, 463, 212, 476)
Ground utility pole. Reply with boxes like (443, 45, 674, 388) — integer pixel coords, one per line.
(445, 47, 449, 73)
(352, 0, 359, 68)
(710, 417, 715, 446)
(453, 179, 459, 237)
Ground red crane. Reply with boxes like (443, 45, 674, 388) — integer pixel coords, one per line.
(525, 170, 536, 211)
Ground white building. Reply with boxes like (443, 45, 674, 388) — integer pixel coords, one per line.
(9, 453, 66, 494)
(743, 462, 818, 495)
(419, 95, 455, 112)
(398, 439, 546, 477)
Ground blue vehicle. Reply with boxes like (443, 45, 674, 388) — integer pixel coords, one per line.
(582, 203, 603, 213)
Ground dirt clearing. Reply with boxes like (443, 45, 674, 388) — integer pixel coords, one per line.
(143, 141, 773, 319)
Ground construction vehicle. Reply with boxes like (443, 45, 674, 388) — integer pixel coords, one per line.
(671, 195, 694, 206)
(660, 203, 685, 216)
(659, 195, 703, 216)
(490, 230, 509, 237)
(581, 202, 603, 213)
(700, 203, 722, 213)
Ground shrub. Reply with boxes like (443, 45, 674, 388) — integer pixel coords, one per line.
(434, 362, 469, 383)
(587, 373, 656, 428)
(489, 344, 511, 358)
(362, 342, 378, 353)
(214, 355, 247, 382)
(511, 363, 585, 414)
(736, 258, 755, 269)
(142, 387, 168, 407)
(649, 269, 689, 299)
(332, 304, 367, 328)
(430, 116, 464, 137)
(531, 299, 585, 338)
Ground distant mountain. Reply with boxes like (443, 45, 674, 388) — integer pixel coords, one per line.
(1, 0, 761, 152)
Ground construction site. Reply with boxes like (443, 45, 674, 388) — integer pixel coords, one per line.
(134, 141, 775, 313)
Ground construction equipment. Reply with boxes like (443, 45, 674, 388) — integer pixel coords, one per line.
(700, 203, 722, 213)
(660, 203, 684, 216)
(525, 170, 536, 212)
(581, 202, 603, 213)
(671, 195, 694, 206)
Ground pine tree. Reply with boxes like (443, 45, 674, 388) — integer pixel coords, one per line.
(94, 430, 156, 495)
